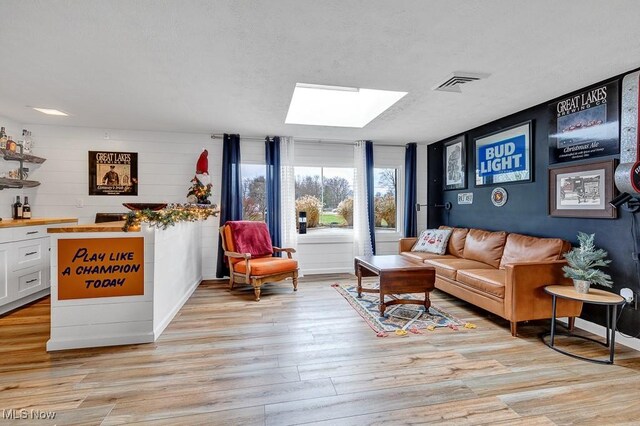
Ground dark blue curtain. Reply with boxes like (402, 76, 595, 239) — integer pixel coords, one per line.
(404, 143, 418, 237)
(265, 137, 281, 253)
(216, 133, 242, 278)
(365, 141, 376, 254)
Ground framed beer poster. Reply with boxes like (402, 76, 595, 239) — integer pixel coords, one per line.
(89, 151, 138, 196)
(549, 81, 619, 164)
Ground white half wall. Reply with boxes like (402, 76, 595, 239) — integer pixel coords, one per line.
(0, 120, 222, 279)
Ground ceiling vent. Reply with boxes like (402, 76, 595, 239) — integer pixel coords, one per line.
(432, 72, 490, 93)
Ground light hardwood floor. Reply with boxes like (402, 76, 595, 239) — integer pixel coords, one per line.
(1, 274, 640, 425)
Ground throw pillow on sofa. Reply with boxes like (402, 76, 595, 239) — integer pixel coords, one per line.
(411, 229, 452, 255)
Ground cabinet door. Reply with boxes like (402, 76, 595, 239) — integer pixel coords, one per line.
(0, 244, 11, 306)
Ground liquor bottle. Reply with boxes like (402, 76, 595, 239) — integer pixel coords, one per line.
(21, 129, 31, 153)
(12, 196, 23, 220)
(0, 127, 7, 149)
(6, 136, 16, 152)
(22, 197, 31, 219)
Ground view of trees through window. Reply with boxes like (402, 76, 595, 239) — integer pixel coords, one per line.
(374, 168, 397, 229)
(240, 164, 397, 230)
(295, 167, 353, 228)
(241, 164, 266, 221)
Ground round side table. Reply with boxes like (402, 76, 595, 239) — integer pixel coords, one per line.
(543, 285, 625, 364)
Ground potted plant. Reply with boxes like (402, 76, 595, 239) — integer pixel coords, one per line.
(562, 232, 613, 294)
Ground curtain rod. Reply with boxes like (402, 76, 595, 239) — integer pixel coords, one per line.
(209, 134, 421, 148)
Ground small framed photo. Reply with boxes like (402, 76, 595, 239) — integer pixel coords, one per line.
(474, 121, 533, 187)
(443, 135, 466, 191)
(549, 159, 617, 219)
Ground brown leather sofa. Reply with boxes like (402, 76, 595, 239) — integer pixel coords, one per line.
(399, 227, 583, 336)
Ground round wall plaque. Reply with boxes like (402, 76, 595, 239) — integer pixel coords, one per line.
(491, 187, 508, 207)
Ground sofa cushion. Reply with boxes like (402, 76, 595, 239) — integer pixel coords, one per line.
(411, 229, 452, 254)
(463, 229, 508, 268)
(400, 252, 456, 262)
(499, 233, 567, 269)
(439, 226, 469, 257)
(456, 269, 506, 298)
(425, 258, 494, 280)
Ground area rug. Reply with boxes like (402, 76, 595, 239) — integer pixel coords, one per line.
(332, 283, 473, 337)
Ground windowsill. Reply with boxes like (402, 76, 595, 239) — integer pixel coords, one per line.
(296, 228, 402, 244)
(298, 228, 353, 244)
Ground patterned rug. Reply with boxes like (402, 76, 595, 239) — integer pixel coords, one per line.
(332, 282, 473, 337)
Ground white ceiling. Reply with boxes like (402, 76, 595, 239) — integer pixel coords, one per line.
(1, 0, 640, 144)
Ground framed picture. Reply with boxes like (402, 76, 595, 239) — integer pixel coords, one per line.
(549, 80, 619, 164)
(474, 121, 533, 187)
(549, 159, 617, 219)
(89, 151, 138, 196)
(443, 135, 466, 190)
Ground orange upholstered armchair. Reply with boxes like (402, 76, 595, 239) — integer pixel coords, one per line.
(220, 221, 299, 301)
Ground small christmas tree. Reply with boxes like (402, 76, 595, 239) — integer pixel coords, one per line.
(187, 149, 212, 204)
(187, 176, 212, 204)
(562, 232, 613, 287)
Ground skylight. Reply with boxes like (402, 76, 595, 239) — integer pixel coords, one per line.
(285, 83, 407, 128)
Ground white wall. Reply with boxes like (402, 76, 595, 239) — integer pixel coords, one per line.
(0, 120, 222, 279)
(1, 118, 429, 278)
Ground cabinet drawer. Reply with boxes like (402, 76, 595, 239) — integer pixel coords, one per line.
(17, 269, 44, 294)
(12, 225, 48, 241)
(13, 239, 47, 271)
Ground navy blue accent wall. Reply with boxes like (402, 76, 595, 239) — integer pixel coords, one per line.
(429, 70, 640, 335)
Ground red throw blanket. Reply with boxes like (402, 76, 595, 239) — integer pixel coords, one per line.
(228, 221, 273, 257)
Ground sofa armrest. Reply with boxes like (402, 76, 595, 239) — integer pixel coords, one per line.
(504, 260, 582, 322)
(399, 238, 417, 253)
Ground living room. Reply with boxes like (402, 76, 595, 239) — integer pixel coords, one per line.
(2, 1, 640, 424)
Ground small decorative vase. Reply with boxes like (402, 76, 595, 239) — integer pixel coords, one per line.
(573, 279, 591, 294)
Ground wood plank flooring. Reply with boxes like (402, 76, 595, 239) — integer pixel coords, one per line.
(1, 274, 640, 425)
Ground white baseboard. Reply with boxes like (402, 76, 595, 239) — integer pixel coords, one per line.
(558, 317, 640, 352)
(301, 268, 351, 275)
(46, 332, 155, 351)
(0, 288, 50, 316)
(153, 277, 201, 339)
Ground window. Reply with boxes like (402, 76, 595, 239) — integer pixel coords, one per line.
(294, 166, 354, 230)
(241, 164, 266, 221)
(374, 168, 397, 230)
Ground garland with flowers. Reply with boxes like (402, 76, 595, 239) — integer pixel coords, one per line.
(122, 203, 219, 232)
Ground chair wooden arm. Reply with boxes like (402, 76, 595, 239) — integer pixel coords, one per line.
(224, 250, 251, 259)
(224, 251, 251, 281)
(273, 247, 296, 259)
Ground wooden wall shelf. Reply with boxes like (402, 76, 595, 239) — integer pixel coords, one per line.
(1, 149, 46, 164)
(0, 178, 41, 189)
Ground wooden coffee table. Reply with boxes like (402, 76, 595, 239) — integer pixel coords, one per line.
(354, 255, 436, 317)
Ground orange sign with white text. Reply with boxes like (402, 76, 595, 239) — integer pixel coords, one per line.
(58, 237, 144, 300)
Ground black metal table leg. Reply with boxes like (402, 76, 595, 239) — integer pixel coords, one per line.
(550, 295, 557, 346)
(610, 304, 617, 364)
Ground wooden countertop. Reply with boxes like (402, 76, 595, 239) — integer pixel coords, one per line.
(47, 220, 139, 233)
(0, 217, 78, 229)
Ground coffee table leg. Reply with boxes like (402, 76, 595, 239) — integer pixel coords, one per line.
(424, 292, 431, 312)
(357, 265, 362, 298)
(379, 292, 386, 317)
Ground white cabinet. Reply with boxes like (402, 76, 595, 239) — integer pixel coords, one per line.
(0, 225, 55, 315)
(0, 245, 10, 306)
